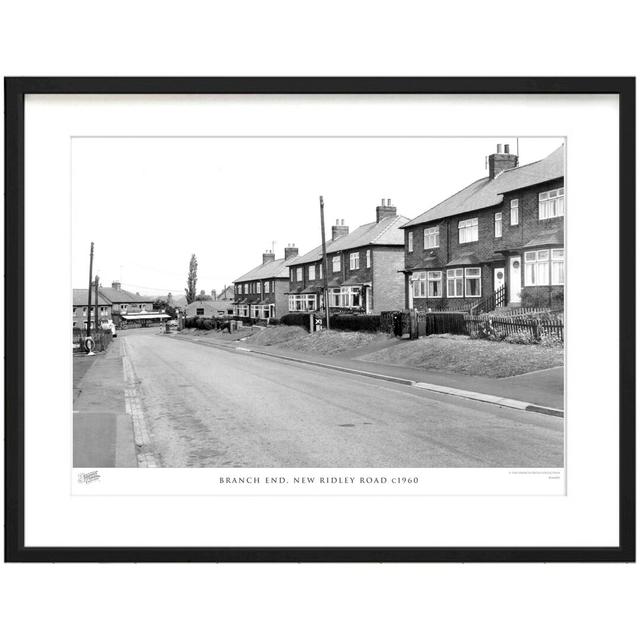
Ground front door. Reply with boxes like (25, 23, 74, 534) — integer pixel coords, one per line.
(493, 267, 505, 306)
(509, 256, 522, 304)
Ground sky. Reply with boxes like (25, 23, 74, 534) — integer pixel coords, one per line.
(71, 136, 563, 296)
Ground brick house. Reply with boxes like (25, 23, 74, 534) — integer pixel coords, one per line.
(401, 145, 565, 311)
(97, 281, 154, 327)
(72, 289, 113, 328)
(287, 200, 409, 313)
(233, 245, 300, 320)
(185, 299, 234, 318)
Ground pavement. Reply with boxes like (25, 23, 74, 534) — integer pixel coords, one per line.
(114, 330, 563, 468)
(73, 342, 137, 467)
(175, 331, 564, 412)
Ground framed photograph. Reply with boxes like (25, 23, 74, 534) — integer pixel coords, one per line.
(4, 77, 635, 562)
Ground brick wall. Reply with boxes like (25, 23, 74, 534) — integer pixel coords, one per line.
(371, 247, 405, 312)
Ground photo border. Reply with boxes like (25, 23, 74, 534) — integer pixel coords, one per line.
(4, 77, 635, 562)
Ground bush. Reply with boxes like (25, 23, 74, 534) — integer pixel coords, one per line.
(550, 289, 564, 309)
(539, 333, 564, 348)
(330, 313, 381, 333)
(520, 287, 551, 308)
(504, 330, 537, 345)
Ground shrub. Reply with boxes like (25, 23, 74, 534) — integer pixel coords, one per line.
(539, 333, 564, 348)
(280, 313, 312, 329)
(550, 289, 564, 309)
(520, 287, 551, 308)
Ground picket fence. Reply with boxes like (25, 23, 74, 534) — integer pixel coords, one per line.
(464, 315, 564, 341)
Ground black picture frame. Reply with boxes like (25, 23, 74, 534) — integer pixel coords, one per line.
(4, 77, 635, 563)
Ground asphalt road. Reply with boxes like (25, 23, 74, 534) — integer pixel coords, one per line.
(122, 330, 564, 468)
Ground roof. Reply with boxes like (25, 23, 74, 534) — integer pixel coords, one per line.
(185, 300, 234, 314)
(522, 228, 564, 249)
(446, 252, 481, 267)
(73, 289, 112, 306)
(402, 145, 564, 228)
(98, 287, 155, 304)
(288, 215, 409, 266)
(234, 256, 298, 284)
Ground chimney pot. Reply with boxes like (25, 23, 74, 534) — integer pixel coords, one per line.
(381, 198, 385, 205)
(497, 144, 503, 153)
(387, 198, 391, 206)
(504, 143, 510, 153)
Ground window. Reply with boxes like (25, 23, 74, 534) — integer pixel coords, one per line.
(510, 199, 519, 225)
(243, 284, 248, 294)
(524, 250, 550, 285)
(539, 188, 565, 219)
(366, 250, 371, 268)
(427, 271, 442, 298)
(264, 281, 270, 293)
(412, 271, 426, 298)
(308, 264, 315, 280)
(329, 288, 341, 307)
(464, 268, 482, 297)
(424, 226, 439, 249)
(318, 263, 323, 279)
(121, 304, 128, 311)
(551, 249, 565, 285)
(296, 267, 303, 281)
(256, 281, 262, 294)
(327, 287, 361, 308)
(289, 294, 318, 312)
(407, 231, 414, 253)
(494, 212, 502, 238)
(332, 255, 341, 272)
(458, 218, 478, 243)
(446, 269, 464, 297)
(350, 252, 360, 270)
(196, 308, 205, 315)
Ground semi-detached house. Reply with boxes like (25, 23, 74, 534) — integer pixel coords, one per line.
(287, 200, 408, 314)
(401, 144, 565, 311)
(233, 245, 300, 320)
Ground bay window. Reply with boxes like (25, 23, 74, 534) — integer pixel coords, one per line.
(458, 218, 478, 244)
(446, 269, 464, 297)
(464, 268, 482, 297)
(524, 250, 550, 285)
(551, 249, 565, 285)
(427, 271, 442, 298)
(412, 271, 426, 298)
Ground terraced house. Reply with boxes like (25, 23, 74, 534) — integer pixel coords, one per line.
(287, 200, 408, 313)
(402, 144, 565, 311)
(233, 245, 299, 320)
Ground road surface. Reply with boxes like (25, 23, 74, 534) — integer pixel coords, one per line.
(121, 330, 564, 468)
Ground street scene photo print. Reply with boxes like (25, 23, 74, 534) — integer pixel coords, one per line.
(72, 137, 565, 470)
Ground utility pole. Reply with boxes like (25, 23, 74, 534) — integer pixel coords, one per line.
(319, 196, 330, 330)
(94, 275, 100, 332)
(86, 242, 94, 337)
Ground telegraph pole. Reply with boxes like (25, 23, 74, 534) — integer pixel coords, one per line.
(94, 275, 100, 332)
(86, 242, 94, 337)
(319, 196, 330, 330)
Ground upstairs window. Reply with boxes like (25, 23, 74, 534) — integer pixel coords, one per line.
(458, 218, 478, 244)
(366, 250, 371, 268)
(424, 226, 439, 249)
(332, 255, 341, 272)
(407, 231, 414, 253)
(318, 263, 323, 279)
(539, 188, 565, 219)
(308, 264, 315, 280)
(256, 282, 262, 294)
(264, 281, 270, 293)
(349, 252, 360, 270)
(296, 267, 303, 281)
(494, 212, 502, 238)
(510, 199, 519, 225)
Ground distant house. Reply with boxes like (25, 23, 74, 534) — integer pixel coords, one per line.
(97, 281, 155, 327)
(233, 245, 300, 320)
(185, 299, 234, 318)
(401, 144, 565, 311)
(72, 289, 113, 329)
(214, 285, 234, 301)
(287, 200, 408, 314)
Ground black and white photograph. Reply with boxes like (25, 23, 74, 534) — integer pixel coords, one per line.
(72, 136, 565, 475)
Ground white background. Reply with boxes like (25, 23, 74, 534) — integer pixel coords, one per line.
(1, 2, 638, 639)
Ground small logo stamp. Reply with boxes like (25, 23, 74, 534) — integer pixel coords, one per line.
(77, 470, 101, 484)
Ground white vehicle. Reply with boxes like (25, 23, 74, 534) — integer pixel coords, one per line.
(101, 319, 117, 337)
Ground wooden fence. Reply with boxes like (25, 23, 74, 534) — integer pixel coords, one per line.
(464, 316, 564, 341)
(72, 328, 113, 352)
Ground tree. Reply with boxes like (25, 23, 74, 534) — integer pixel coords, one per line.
(185, 254, 198, 304)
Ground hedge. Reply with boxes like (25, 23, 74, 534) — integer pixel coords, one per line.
(280, 313, 312, 328)
(329, 313, 380, 333)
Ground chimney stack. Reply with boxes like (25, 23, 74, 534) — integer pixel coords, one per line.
(376, 198, 397, 223)
(488, 143, 518, 179)
(111, 281, 122, 291)
(331, 218, 350, 241)
(284, 244, 299, 260)
(262, 250, 276, 264)
(211, 289, 217, 299)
